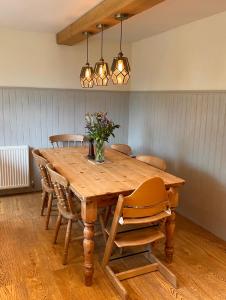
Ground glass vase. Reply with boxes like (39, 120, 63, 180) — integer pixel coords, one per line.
(95, 140, 105, 163)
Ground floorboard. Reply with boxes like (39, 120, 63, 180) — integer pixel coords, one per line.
(0, 193, 226, 299)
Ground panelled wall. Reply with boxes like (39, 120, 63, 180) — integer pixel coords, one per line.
(128, 91, 226, 240)
(0, 87, 129, 191)
(1, 87, 226, 240)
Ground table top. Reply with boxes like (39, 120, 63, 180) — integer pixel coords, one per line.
(39, 147, 185, 201)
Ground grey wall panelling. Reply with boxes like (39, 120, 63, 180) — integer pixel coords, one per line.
(0, 87, 129, 192)
(128, 91, 226, 240)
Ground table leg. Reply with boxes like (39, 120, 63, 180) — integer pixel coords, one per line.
(83, 222, 95, 286)
(165, 210, 176, 263)
(81, 200, 97, 286)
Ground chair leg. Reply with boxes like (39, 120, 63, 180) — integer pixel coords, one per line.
(99, 205, 113, 244)
(146, 251, 178, 288)
(99, 213, 107, 244)
(104, 205, 112, 225)
(104, 266, 129, 300)
(41, 191, 48, 216)
(53, 213, 62, 244)
(102, 234, 115, 267)
(63, 219, 72, 265)
(45, 193, 53, 230)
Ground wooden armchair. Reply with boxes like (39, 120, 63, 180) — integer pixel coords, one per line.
(136, 155, 167, 171)
(46, 163, 81, 265)
(102, 177, 177, 300)
(111, 144, 132, 156)
(49, 134, 85, 148)
(32, 149, 55, 229)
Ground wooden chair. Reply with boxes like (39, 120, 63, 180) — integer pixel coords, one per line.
(111, 144, 132, 156)
(102, 177, 177, 300)
(136, 155, 167, 171)
(32, 149, 55, 229)
(46, 163, 81, 265)
(49, 134, 85, 148)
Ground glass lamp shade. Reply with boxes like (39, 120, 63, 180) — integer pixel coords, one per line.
(111, 52, 131, 85)
(80, 63, 94, 88)
(94, 59, 110, 86)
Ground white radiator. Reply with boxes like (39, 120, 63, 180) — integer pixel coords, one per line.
(0, 145, 30, 190)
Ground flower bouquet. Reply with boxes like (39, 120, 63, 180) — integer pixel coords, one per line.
(85, 112, 120, 162)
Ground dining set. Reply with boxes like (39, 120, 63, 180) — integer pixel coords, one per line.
(32, 133, 185, 300)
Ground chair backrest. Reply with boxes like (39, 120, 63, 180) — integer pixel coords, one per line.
(122, 177, 169, 219)
(32, 149, 52, 188)
(46, 164, 77, 217)
(111, 144, 132, 156)
(49, 134, 85, 148)
(136, 155, 167, 171)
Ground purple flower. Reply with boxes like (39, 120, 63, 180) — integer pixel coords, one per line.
(85, 112, 120, 142)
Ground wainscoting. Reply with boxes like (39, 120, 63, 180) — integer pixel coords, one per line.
(1, 87, 226, 240)
(128, 91, 226, 240)
(0, 87, 129, 191)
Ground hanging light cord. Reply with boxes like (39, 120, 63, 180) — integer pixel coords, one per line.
(119, 19, 123, 53)
(86, 33, 89, 64)
(101, 25, 103, 60)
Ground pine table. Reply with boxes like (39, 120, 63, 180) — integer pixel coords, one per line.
(39, 147, 185, 286)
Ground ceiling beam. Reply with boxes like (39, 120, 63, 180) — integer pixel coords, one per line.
(56, 0, 164, 46)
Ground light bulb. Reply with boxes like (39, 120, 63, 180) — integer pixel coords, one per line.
(99, 65, 103, 76)
(85, 68, 91, 78)
(117, 60, 124, 72)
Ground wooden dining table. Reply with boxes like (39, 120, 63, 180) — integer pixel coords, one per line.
(39, 147, 185, 286)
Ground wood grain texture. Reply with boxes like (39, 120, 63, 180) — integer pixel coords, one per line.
(0, 192, 226, 299)
(0, 87, 129, 192)
(40, 147, 184, 285)
(56, 0, 164, 45)
(39, 147, 185, 201)
(128, 91, 226, 241)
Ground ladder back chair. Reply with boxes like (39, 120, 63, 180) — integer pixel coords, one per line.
(32, 149, 55, 229)
(46, 163, 81, 265)
(111, 144, 132, 156)
(102, 177, 177, 300)
(49, 134, 85, 148)
(136, 155, 167, 171)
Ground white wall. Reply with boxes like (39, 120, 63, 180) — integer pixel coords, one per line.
(130, 11, 226, 91)
(0, 28, 131, 90)
(128, 11, 226, 241)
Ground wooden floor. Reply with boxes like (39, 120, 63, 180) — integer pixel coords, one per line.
(0, 193, 226, 300)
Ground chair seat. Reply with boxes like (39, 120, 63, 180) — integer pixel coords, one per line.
(114, 227, 165, 248)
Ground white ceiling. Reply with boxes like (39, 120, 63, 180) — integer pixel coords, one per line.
(1, 0, 226, 43)
(103, 0, 226, 42)
(0, 0, 103, 33)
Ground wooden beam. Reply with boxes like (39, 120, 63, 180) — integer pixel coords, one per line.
(56, 0, 164, 46)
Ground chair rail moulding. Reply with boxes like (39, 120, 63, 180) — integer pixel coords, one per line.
(56, 0, 164, 45)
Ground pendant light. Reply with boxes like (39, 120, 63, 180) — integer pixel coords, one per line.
(80, 32, 94, 88)
(111, 14, 130, 85)
(94, 24, 110, 86)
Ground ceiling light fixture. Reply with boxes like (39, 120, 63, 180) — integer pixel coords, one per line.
(111, 14, 130, 85)
(94, 24, 110, 86)
(80, 32, 94, 88)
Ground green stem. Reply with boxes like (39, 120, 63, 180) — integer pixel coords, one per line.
(95, 140, 105, 162)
